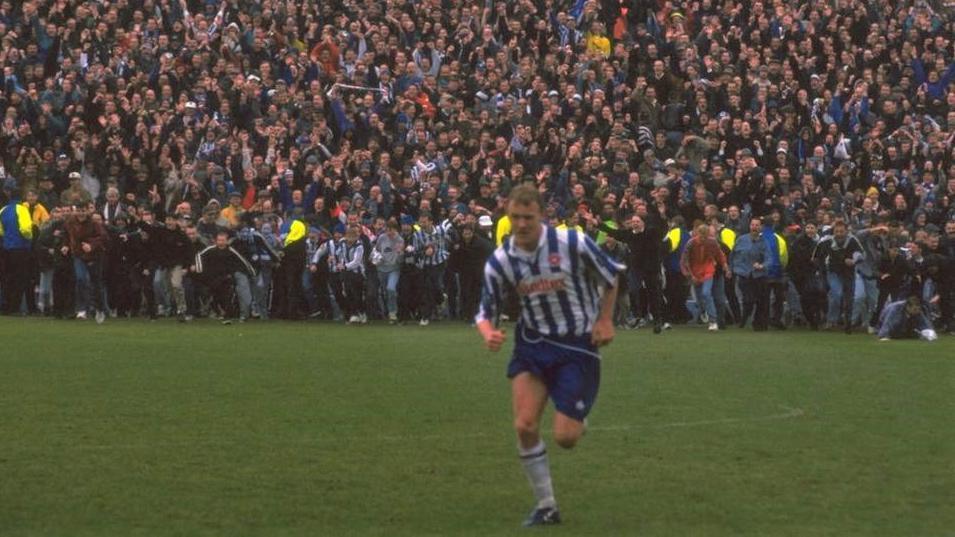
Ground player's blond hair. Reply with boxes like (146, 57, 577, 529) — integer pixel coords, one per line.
(508, 184, 543, 210)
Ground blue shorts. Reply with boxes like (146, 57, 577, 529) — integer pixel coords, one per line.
(507, 326, 601, 422)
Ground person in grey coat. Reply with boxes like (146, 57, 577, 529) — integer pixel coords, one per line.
(877, 296, 936, 341)
(373, 219, 405, 323)
(852, 223, 890, 331)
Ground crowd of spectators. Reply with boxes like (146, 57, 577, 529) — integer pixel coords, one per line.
(0, 0, 952, 339)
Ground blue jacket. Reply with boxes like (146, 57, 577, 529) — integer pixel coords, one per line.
(663, 227, 688, 273)
(0, 200, 33, 250)
(761, 227, 788, 279)
(911, 59, 955, 100)
(877, 300, 931, 339)
(731, 233, 768, 278)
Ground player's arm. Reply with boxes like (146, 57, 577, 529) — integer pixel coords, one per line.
(476, 319, 507, 352)
(592, 276, 619, 347)
(577, 231, 625, 346)
(594, 220, 630, 243)
(475, 255, 508, 352)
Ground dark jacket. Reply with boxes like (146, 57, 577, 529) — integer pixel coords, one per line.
(144, 223, 193, 268)
(877, 253, 910, 290)
(813, 234, 863, 276)
(195, 245, 256, 281)
(107, 226, 148, 272)
(36, 220, 69, 270)
(450, 233, 493, 276)
(788, 232, 819, 280)
(597, 210, 665, 272)
(926, 255, 955, 292)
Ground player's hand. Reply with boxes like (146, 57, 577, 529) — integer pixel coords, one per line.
(591, 319, 615, 347)
(477, 320, 506, 351)
(483, 328, 506, 352)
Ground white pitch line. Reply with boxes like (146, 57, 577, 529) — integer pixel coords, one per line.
(20, 406, 805, 451)
(377, 405, 806, 442)
(589, 405, 806, 432)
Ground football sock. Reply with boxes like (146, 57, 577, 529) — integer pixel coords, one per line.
(518, 440, 556, 509)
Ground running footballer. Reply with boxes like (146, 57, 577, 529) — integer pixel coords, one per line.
(475, 184, 624, 527)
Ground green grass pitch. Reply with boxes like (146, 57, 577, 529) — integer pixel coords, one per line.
(1, 318, 953, 536)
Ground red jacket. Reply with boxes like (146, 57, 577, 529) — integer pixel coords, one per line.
(680, 236, 727, 282)
(65, 216, 107, 261)
(242, 184, 257, 210)
(310, 40, 340, 74)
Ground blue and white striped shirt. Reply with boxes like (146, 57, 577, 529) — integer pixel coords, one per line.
(413, 224, 453, 267)
(335, 239, 365, 275)
(311, 238, 364, 274)
(476, 225, 624, 337)
(305, 238, 323, 269)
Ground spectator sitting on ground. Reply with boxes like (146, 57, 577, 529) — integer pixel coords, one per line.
(877, 296, 937, 342)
